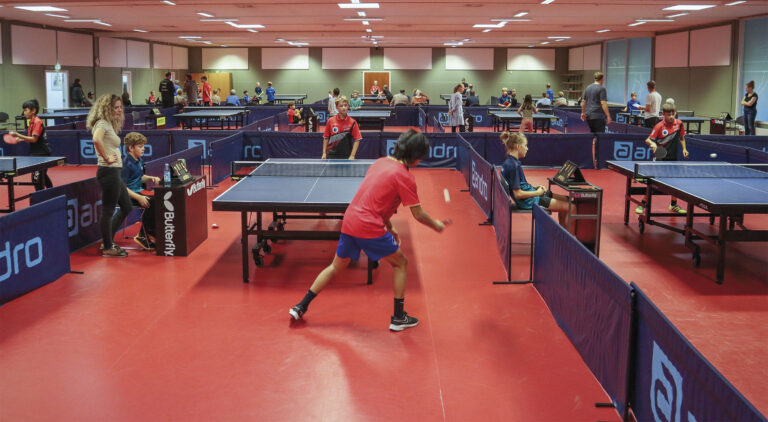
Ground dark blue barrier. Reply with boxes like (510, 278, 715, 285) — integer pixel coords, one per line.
(532, 204, 632, 416)
(242, 132, 263, 160)
(170, 130, 237, 163)
(47, 130, 80, 164)
(380, 133, 456, 167)
(688, 135, 768, 152)
(210, 132, 244, 184)
(748, 148, 768, 164)
(418, 107, 427, 132)
(77, 130, 171, 165)
(388, 107, 418, 127)
(552, 108, 568, 133)
(0, 131, 30, 157)
(606, 122, 629, 134)
(460, 134, 493, 219)
(465, 106, 494, 127)
(686, 138, 749, 163)
(486, 133, 594, 169)
(491, 170, 511, 281)
(565, 111, 590, 133)
(145, 145, 204, 188)
(48, 122, 77, 130)
(29, 177, 141, 252)
(626, 124, 652, 136)
(253, 132, 380, 159)
(596, 133, 653, 168)
(242, 115, 275, 132)
(630, 283, 766, 422)
(460, 132, 488, 157)
(456, 135, 471, 187)
(431, 115, 444, 133)
(0, 196, 70, 304)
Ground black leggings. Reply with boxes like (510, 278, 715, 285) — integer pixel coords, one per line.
(451, 125, 465, 133)
(32, 169, 53, 191)
(97, 167, 132, 249)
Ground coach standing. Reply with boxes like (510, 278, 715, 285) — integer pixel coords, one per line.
(159, 72, 175, 108)
(581, 72, 611, 133)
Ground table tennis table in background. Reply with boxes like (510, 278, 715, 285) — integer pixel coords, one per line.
(0, 156, 66, 213)
(440, 94, 467, 104)
(678, 116, 708, 134)
(173, 109, 248, 129)
(273, 94, 308, 105)
(212, 159, 378, 283)
(348, 109, 393, 131)
(607, 160, 768, 283)
(38, 109, 90, 122)
(617, 112, 645, 126)
(488, 109, 558, 133)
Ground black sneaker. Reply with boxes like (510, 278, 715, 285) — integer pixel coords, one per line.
(289, 305, 307, 320)
(134, 235, 152, 250)
(102, 246, 128, 258)
(389, 312, 419, 331)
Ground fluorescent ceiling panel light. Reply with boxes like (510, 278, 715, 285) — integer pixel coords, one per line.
(725, 0, 745, 4)
(179, 36, 202, 38)
(482, 29, 492, 32)
(197, 12, 214, 17)
(225, 22, 264, 28)
(666, 13, 688, 17)
(636, 19, 674, 22)
(547, 36, 570, 39)
(357, 11, 366, 16)
(541, 0, 555, 4)
(343, 18, 383, 21)
(162, 0, 176, 5)
(247, 29, 258, 33)
(338, 3, 380, 8)
(15, 6, 68, 12)
(200, 18, 238, 22)
(133, 29, 148, 32)
(474, 23, 506, 28)
(221, 45, 228, 47)
(276, 38, 285, 42)
(596, 29, 610, 33)
(64, 19, 99, 22)
(371, 35, 383, 38)
(528, 45, 535, 47)
(663, 4, 715, 10)
(45, 13, 70, 18)
(491, 19, 529, 22)
(362, 20, 370, 25)
(514, 11, 528, 17)
(555, 39, 564, 42)
(540, 41, 550, 44)
(94, 21, 112, 26)
(366, 28, 372, 32)
(628, 22, 646, 26)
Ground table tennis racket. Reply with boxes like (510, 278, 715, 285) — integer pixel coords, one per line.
(653, 145, 667, 159)
(3, 133, 20, 145)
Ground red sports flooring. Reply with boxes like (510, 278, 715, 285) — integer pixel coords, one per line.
(1, 166, 766, 421)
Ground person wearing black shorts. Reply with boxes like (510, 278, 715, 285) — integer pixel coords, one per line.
(581, 72, 612, 133)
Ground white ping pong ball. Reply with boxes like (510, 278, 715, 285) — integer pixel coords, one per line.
(710, 153, 717, 158)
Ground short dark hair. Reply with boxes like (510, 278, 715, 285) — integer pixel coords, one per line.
(647, 80, 656, 90)
(186, 74, 192, 80)
(333, 88, 340, 96)
(165, 72, 172, 77)
(393, 129, 430, 164)
(22, 99, 40, 114)
(400, 89, 405, 93)
(74, 78, 81, 84)
(201, 76, 207, 81)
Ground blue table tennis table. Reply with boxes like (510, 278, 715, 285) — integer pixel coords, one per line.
(348, 109, 393, 131)
(173, 109, 247, 129)
(212, 159, 378, 283)
(440, 94, 467, 104)
(678, 116, 708, 134)
(273, 94, 308, 105)
(38, 109, 90, 121)
(607, 160, 768, 283)
(488, 109, 558, 133)
(0, 156, 66, 213)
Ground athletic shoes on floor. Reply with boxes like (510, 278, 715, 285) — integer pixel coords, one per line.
(134, 235, 154, 251)
(669, 204, 686, 214)
(102, 246, 128, 258)
(289, 305, 307, 320)
(635, 205, 644, 214)
(389, 312, 419, 331)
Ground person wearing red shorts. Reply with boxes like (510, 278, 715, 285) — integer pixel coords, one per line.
(290, 129, 449, 331)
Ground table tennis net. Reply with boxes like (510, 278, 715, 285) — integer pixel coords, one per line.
(634, 163, 768, 178)
(0, 157, 18, 172)
(232, 161, 371, 178)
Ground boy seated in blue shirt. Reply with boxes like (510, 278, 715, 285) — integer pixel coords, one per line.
(122, 132, 161, 250)
(225, 89, 240, 106)
(626, 92, 642, 113)
(500, 131, 571, 227)
(242, 90, 251, 105)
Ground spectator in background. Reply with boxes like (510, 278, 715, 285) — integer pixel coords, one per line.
(121, 92, 132, 107)
(83, 91, 95, 107)
(211, 88, 221, 106)
(391, 89, 409, 106)
(328, 88, 340, 116)
(174, 89, 186, 107)
(643, 80, 662, 128)
(448, 84, 465, 132)
(254, 82, 263, 104)
(467, 84, 475, 97)
(266, 82, 276, 104)
(147, 91, 157, 105)
(349, 91, 363, 110)
(553, 91, 568, 107)
(201, 76, 212, 106)
(242, 90, 251, 105)
(411, 90, 428, 105)
(381, 84, 393, 103)
(287, 103, 301, 124)
(71, 79, 85, 107)
(183, 74, 198, 106)
(498, 88, 512, 107)
(546, 83, 554, 101)
(625, 92, 642, 113)
(461, 78, 469, 91)
(225, 89, 240, 106)
(741, 80, 758, 136)
(159, 72, 175, 108)
(535, 92, 551, 108)
(173, 80, 180, 93)
(370, 80, 380, 96)
(465, 90, 479, 107)
(581, 71, 612, 133)
(509, 89, 519, 108)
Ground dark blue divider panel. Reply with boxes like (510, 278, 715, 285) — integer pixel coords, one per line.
(258, 132, 322, 158)
(532, 205, 631, 415)
(456, 135, 471, 187)
(748, 148, 768, 163)
(464, 106, 493, 127)
(47, 130, 80, 164)
(551, 108, 568, 132)
(244, 106, 285, 125)
(47, 123, 77, 130)
(688, 135, 768, 152)
(459, 132, 488, 157)
(491, 170, 511, 280)
(0, 196, 70, 304)
(596, 133, 653, 169)
(626, 124, 652, 136)
(606, 122, 629, 134)
(145, 145, 204, 186)
(462, 134, 493, 219)
(242, 132, 263, 160)
(389, 107, 418, 127)
(210, 132, 244, 184)
(77, 130, 171, 165)
(418, 107, 427, 132)
(243, 115, 276, 131)
(486, 134, 594, 168)
(686, 138, 749, 163)
(565, 111, 590, 133)
(29, 177, 134, 252)
(170, 130, 237, 163)
(0, 131, 30, 157)
(380, 133, 456, 167)
(630, 283, 766, 422)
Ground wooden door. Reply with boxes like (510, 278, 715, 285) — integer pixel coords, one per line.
(363, 71, 390, 95)
(190, 72, 232, 98)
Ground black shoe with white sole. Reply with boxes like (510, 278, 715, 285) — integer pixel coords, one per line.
(389, 312, 419, 331)
(289, 305, 307, 320)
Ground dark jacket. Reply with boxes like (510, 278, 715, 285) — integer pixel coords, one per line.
(71, 83, 85, 106)
(159, 78, 175, 107)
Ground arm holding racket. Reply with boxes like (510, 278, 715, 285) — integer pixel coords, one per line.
(409, 205, 447, 232)
(7, 130, 36, 143)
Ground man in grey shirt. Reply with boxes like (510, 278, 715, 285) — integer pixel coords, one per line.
(183, 74, 198, 105)
(580, 72, 612, 133)
(643, 80, 662, 128)
(391, 89, 409, 106)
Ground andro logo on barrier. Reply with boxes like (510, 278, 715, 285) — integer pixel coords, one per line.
(437, 112, 483, 125)
(614, 141, 652, 160)
(163, 191, 176, 255)
(316, 111, 328, 124)
(0, 237, 43, 282)
(243, 145, 262, 159)
(386, 139, 456, 159)
(188, 139, 210, 158)
(186, 178, 206, 196)
(471, 160, 489, 201)
(650, 342, 698, 422)
(66, 197, 102, 237)
(80, 139, 153, 159)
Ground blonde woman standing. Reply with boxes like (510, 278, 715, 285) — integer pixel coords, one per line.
(87, 94, 131, 257)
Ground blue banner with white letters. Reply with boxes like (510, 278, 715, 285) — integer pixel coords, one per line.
(460, 134, 492, 219)
(596, 133, 653, 168)
(630, 283, 766, 422)
(382, 133, 456, 168)
(170, 130, 237, 163)
(491, 169, 511, 280)
(77, 130, 171, 165)
(0, 196, 70, 304)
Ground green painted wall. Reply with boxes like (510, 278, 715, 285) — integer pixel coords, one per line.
(189, 47, 570, 105)
(654, 66, 735, 118)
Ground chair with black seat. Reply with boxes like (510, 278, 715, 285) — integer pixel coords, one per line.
(0, 112, 9, 130)
(132, 111, 149, 130)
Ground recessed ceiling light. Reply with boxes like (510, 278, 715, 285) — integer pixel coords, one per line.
(541, 41, 550, 44)
(366, 28, 372, 32)
(371, 35, 383, 38)
(179, 36, 202, 39)
(541, 0, 555, 4)
(666, 13, 688, 18)
(555, 39, 565, 42)
(362, 20, 370, 25)
(197, 12, 214, 17)
(14, 6, 68, 12)
(94, 21, 112, 26)
(596, 29, 611, 33)
(357, 11, 366, 16)
(45, 13, 70, 18)
(162, 0, 176, 5)
(474, 22, 506, 28)
(663, 4, 715, 10)
(64, 19, 99, 23)
(636, 19, 674, 22)
(725, 0, 746, 5)
(221, 45, 228, 47)
(338, 3, 380, 8)
(514, 11, 529, 17)
(528, 45, 535, 47)
(200, 18, 238, 22)
(547, 36, 571, 39)
(490, 19, 532, 22)
(247, 29, 258, 33)
(201, 41, 212, 45)
(133, 29, 149, 32)
(482, 29, 492, 33)
(225, 22, 264, 28)
(628, 22, 646, 26)
(276, 38, 285, 42)
(343, 18, 383, 21)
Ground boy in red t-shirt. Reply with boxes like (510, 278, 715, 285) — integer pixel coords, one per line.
(290, 130, 449, 331)
(322, 96, 363, 159)
(8, 99, 53, 190)
(201, 76, 212, 106)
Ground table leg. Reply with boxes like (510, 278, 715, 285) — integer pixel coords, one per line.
(716, 213, 727, 284)
(623, 175, 631, 225)
(241, 212, 249, 283)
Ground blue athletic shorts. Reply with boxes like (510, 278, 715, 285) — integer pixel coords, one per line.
(336, 232, 399, 262)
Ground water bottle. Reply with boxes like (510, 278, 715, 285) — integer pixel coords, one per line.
(163, 163, 171, 186)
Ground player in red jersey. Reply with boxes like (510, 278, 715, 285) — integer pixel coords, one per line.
(290, 130, 449, 331)
(322, 96, 363, 159)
